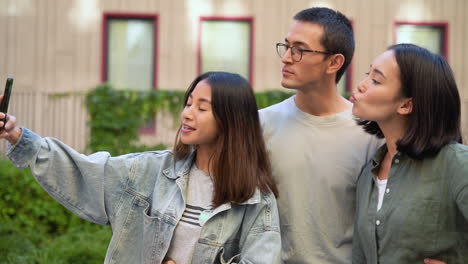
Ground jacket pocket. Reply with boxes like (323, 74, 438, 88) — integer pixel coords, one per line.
(141, 198, 164, 263)
(107, 194, 165, 264)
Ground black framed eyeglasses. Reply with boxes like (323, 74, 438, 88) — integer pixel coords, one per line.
(276, 43, 332, 62)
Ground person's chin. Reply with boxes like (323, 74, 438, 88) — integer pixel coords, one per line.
(281, 80, 299, 90)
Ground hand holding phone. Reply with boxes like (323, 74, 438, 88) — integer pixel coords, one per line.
(0, 77, 13, 130)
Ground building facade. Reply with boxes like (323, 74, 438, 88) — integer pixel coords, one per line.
(1, 0, 467, 152)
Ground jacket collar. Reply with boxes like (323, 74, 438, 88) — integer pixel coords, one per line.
(162, 151, 196, 180)
(238, 189, 262, 205)
(162, 151, 263, 205)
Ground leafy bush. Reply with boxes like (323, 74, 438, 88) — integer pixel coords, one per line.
(255, 90, 294, 109)
(0, 160, 112, 263)
(0, 160, 78, 235)
(0, 224, 111, 264)
(85, 84, 184, 155)
(31, 225, 111, 264)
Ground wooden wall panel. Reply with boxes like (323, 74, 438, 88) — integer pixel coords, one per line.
(1, 0, 468, 155)
(0, 1, 6, 78)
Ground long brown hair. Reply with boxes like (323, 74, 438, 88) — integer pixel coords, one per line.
(174, 72, 278, 208)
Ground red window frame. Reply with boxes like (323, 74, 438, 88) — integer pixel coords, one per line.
(198, 16, 255, 86)
(101, 13, 159, 134)
(394, 21, 449, 58)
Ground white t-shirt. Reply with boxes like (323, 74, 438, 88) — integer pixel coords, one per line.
(260, 96, 383, 264)
(164, 165, 214, 264)
(375, 177, 388, 211)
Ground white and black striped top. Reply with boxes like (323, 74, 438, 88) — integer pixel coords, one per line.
(165, 165, 214, 263)
(180, 204, 210, 226)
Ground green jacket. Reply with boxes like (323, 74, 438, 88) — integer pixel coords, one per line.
(353, 143, 468, 264)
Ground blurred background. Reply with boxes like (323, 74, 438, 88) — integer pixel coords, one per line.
(0, 0, 467, 262)
(1, 0, 467, 151)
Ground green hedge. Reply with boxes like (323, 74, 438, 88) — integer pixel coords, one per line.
(0, 160, 111, 263)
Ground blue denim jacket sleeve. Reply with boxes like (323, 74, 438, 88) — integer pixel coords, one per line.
(7, 127, 134, 225)
(229, 192, 282, 264)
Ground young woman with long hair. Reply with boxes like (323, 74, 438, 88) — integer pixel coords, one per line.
(0, 71, 281, 264)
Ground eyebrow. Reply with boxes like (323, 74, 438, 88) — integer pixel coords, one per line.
(189, 94, 212, 104)
(370, 64, 386, 79)
(284, 38, 308, 48)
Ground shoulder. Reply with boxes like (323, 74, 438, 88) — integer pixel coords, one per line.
(428, 143, 468, 187)
(333, 114, 385, 155)
(438, 143, 468, 169)
(259, 97, 295, 133)
(438, 143, 468, 161)
(107, 150, 175, 174)
(128, 149, 174, 160)
(344, 115, 385, 146)
(243, 191, 280, 232)
(445, 142, 468, 153)
(110, 149, 173, 163)
(259, 96, 294, 118)
(434, 143, 468, 199)
(259, 191, 278, 208)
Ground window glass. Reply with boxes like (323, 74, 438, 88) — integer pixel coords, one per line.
(396, 24, 445, 55)
(107, 19, 154, 90)
(201, 20, 251, 81)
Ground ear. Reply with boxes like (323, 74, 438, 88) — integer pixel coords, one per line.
(326, 54, 345, 74)
(397, 97, 413, 115)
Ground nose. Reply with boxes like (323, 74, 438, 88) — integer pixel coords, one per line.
(356, 77, 368, 94)
(281, 47, 294, 64)
(181, 105, 193, 121)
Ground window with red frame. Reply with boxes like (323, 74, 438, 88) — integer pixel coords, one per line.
(199, 18, 253, 83)
(102, 14, 158, 133)
(103, 15, 156, 90)
(395, 22, 447, 57)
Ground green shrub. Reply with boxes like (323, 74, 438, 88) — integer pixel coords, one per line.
(32, 225, 111, 264)
(255, 90, 294, 109)
(0, 160, 111, 263)
(0, 223, 111, 264)
(85, 84, 183, 155)
(0, 160, 80, 236)
(0, 221, 36, 263)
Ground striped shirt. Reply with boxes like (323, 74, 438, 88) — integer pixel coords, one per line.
(165, 165, 214, 263)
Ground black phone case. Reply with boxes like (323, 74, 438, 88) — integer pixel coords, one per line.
(1, 77, 13, 129)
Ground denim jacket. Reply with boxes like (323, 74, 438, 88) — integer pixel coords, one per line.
(7, 128, 282, 264)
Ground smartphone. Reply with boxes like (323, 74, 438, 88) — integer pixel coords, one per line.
(0, 77, 13, 129)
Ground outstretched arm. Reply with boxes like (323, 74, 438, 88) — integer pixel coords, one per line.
(2, 113, 133, 226)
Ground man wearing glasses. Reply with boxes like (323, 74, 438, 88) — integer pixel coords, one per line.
(259, 7, 382, 263)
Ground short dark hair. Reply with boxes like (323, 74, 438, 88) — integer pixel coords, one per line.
(174, 72, 278, 207)
(294, 7, 354, 83)
(358, 43, 462, 159)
